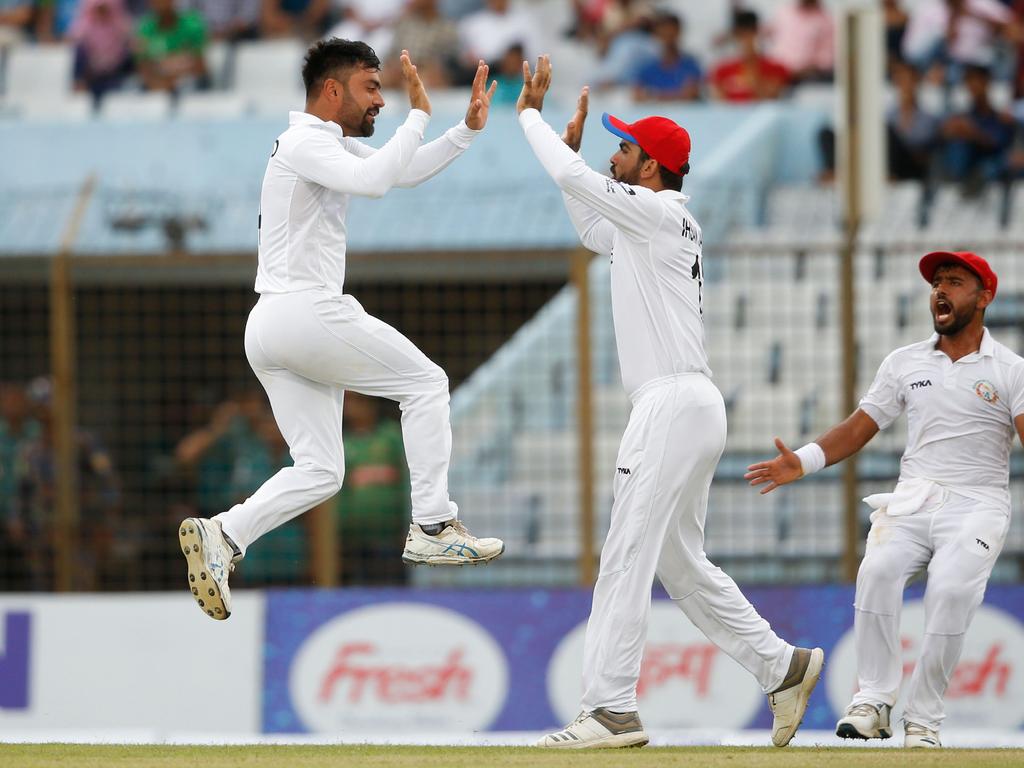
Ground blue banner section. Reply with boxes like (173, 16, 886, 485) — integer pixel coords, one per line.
(263, 585, 1024, 734)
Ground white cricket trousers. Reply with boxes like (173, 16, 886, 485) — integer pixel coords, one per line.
(215, 291, 458, 553)
(580, 373, 793, 712)
(851, 490, 1009, 729)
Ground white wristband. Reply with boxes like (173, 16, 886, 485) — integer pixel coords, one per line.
(794, 442, 826, 476)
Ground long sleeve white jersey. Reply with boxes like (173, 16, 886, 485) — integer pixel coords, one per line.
(256, 109, 480, 297)
(519, 108, 710, 396)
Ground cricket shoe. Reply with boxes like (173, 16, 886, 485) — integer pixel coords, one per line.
(768, 646, 825, 747)
(402, 519, 504, 566)
(904, 721, 941, 748)
(536, 709, 649, 749)
(836, 702, 893, 740)
(179, 517, 240, 620)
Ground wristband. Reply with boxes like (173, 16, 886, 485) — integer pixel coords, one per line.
(794, 442, 826, 476)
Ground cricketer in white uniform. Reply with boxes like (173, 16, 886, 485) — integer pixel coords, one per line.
(516, 57, 823, 750)
(747, 251, 1023, 748)
(178, 40, 504, 621)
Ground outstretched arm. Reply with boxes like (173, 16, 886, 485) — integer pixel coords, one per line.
(517, 56, 661, 240)
(288, 52, 430, 197)
(344, 61, 498, 187)
(745, 409, 880, 494)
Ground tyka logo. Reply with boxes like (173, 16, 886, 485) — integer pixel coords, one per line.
(909, 380, 933, 390)
(977, 538, 991, 551)
(0, 611, 30, 710)
(617, 467, 631, 476)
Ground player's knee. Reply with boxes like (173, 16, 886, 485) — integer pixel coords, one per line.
(854, 553, 906, 613)
(306, 462, 344, 498)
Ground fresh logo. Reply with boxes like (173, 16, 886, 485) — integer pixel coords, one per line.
(909, 380, 932, 390)
(0, 612, 30, 710)
(974, 380, 999, 404)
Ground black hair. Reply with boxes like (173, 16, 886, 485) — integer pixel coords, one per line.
(734, 10, 759, 32)
(654, 11, 682, 30)
(963, 63, 992, 80)
(302, 38, 381, 99)
(638, 148, 688, 192)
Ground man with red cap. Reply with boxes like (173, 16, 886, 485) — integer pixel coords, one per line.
(748, 251, 1024, 748)
(517, 55, 822, 750)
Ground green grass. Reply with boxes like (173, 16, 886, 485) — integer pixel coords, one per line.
(1, 745, 1022, 768)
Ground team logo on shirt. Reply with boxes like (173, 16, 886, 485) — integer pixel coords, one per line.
(974, 380, 999, 404)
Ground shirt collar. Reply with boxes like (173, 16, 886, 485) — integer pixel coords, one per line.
(289, 111, 344, 138)
(657, 189, 690, 203)
(928, 327, 995, 359)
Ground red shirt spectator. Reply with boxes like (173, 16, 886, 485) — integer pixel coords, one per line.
(711, 10, 789, 102)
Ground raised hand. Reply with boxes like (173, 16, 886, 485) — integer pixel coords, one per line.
(561, 85, 589, 152)
(400, 49, 431, 115)
(744, 437, 804, 495)
(516, 54, 552, 115)
(465, 60, 498, 130)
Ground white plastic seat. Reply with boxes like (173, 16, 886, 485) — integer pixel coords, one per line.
(99, 91, 173, 121)
(7, 91, 92, 121)
(233, 40, 305, 97)
(177, 92, 248, 120)
(4, 44, 73, 101)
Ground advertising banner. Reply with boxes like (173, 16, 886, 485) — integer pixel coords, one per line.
(264, 585, 1024, 734)
(0, 593, 264, 734)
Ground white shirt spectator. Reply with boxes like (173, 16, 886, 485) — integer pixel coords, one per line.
(458, 0, 539, 64)
(859, 329, 1024, 503)
(902, 0, 1013, 67)
(768, 1, 835, 75)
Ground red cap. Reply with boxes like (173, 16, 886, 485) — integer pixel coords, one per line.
(919, 251, 997, 298)
(602, 112, 691, 173)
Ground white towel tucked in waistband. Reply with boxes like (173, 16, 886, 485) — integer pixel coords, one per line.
(862, 477, 947, 517)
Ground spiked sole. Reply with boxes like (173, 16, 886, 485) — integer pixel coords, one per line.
(402, 542, 505, 566)
(178, 519, 230, 621)
(772, 647, 825, 747)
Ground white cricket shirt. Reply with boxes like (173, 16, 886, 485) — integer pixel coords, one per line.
(860, 328, 1024, 502)
(519, 108, 710, 397)
(256, 110, 479, 297)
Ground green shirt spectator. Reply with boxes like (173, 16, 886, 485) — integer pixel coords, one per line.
(136, 0, 208, 92)
(335, 393, 409, 585)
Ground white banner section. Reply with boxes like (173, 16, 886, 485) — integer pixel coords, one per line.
(0, 593, 264, 735)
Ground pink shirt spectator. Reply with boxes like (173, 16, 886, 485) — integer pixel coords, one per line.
(768, 1, 835, 74)
(903, 0, 1013, 66)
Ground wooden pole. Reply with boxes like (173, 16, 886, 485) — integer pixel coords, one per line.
(308, 500, 338, 587)
(50, 175, 95, 591)
(571, 249, 596, 586)
(840, 12, 862, 583)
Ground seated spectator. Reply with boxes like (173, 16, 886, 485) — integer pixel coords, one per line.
(70, 0, 135, 100)
(0, 0, 33, 47)
(0, 382, 39, 591)
(334, 392, 408, 586)
(327, 0, 405, 55)
(34, 0, 81, 42)
(887, 59, 939, 180)
(902, 0, 1014, 82)
(710, 10, 789, 102)
(184, 0, 261, 42)
(767, 0, 834, 84)
(885, 0, 909, 69)
(590, 0, 658, 89)
(491, 42, 525, 105)
(379, 0, 462, 89)
(136, 0, 209, 93)
(458, 0, 538, 68)
(941, 63, 1017, 187)
(13, 377, 121, 590)
(261, 0, 329, 40)
(229, 413, 308, 587)
(632, 10, 701, 102)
